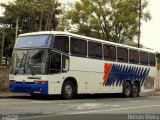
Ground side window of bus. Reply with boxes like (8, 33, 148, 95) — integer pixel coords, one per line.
(53, 36, 69, 53)
(140, 52, 148, 65)
(129, 49, 139, 64)
(103, 44, 116, 61)
(149, 53, 155, 66)
(117, 47, 128, 62)
(62, 55, 69, 72)
(88, 41, 102, 59)
(50, 52, 61, 74)
(71, 37, 87, 57)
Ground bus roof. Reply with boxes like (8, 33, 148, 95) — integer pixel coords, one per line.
(19, 31, 156, 53)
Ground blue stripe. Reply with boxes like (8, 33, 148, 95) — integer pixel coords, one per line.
(9, 82, 48, 95)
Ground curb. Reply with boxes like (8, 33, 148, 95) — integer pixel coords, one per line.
(140, 90, 160, 96)
(0, 92, 29, 98)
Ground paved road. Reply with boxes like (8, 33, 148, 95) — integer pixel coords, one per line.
(0, 94, 160, 120)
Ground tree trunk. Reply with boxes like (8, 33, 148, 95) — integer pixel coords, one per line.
(39, 10, 44, 31)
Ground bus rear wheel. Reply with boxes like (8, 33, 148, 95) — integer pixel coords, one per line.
(131, 83, 139, 97)
(61, 81, 75, 100)
(123, 81, 131, 98)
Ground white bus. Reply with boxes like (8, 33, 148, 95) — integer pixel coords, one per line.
(9, 31, 156, 99)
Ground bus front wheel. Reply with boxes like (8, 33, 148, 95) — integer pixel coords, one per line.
(61, 81, 75, 100)
(123, 81, 131, 98)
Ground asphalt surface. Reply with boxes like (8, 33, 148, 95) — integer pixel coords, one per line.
(0, 92, 160, 120)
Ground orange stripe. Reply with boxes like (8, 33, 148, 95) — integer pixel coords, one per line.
(102, 63, 112, 86)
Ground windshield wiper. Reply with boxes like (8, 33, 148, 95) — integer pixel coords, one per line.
(27, 63, 36, 75)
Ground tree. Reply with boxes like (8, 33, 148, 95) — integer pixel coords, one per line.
(0, 0, 61, 57)
(60, 0, 151, 43)
(0, 0, 61, 32)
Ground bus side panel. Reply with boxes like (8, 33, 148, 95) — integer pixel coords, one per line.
(141, 66, 156, 92)
(69, 57, 119, 94)
(47, 74, 64, 95)
(68, 56, 156, 94)
(47, 56, 156, 95)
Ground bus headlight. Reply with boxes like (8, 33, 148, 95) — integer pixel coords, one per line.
(41, 81, 46, 85)
(34, 80, 46, 84)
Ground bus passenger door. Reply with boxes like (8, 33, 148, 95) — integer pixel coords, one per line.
(49, 51, 62, 94)
(49, 51, 70, 94)
(50, 51, 61, 74)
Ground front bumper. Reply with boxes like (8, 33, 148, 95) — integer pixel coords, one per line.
(9, 82, 48, 94)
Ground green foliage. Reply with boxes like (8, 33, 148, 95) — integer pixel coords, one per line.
(0, 0, 61, 57)
(1, 0, 61, 32)
(59, 0, 151, 43)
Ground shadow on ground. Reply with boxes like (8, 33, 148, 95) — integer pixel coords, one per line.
(2, 90, 158, 100)
(0, 93, 136, 101)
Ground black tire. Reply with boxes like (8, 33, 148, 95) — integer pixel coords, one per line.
(61, 81, 75, 100)
(123, 81, 131, 98)
(131, 83, 140, 97)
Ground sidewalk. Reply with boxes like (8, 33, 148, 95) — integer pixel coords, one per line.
(0, 92, 29, 98)
(140, 90, 160, 96)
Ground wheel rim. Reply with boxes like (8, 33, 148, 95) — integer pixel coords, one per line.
(65, 84, 72, 97)
(133, 85, 138, 96)
(125, 85, 131, 95)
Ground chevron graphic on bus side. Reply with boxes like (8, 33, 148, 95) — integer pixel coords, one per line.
(103, 63, 150, 87)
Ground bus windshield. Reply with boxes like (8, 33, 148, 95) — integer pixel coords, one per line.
(15, 35, 52, 48)
(10, 49, 49, 75)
